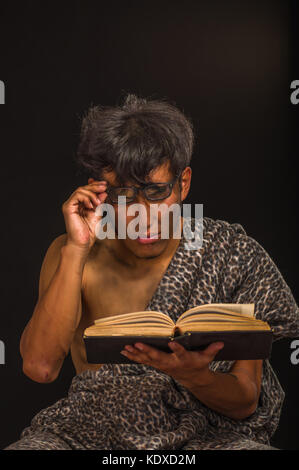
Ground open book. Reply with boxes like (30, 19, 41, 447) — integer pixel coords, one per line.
(83, 303, 273, 363)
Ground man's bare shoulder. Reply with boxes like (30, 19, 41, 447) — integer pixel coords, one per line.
(50, 233, 68, 249)
(40, 235, 104, 292)
(43, 235, 104, 270)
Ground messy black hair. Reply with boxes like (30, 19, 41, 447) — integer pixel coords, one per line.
(75, 93, 194, 186)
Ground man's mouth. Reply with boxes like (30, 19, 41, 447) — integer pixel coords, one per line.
(137, 233, 161, 244)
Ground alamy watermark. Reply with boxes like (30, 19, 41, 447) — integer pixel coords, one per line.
(290, 80, 299, 105)
(290, 339, 299, 365)
(94, 199, 203, 250)
(0, 80, 4, 104)
(0, 340, 4, 365)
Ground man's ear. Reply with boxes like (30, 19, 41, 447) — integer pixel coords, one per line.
(180, 167, 192, 202)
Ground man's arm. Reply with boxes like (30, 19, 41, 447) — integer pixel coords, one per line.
(121, 341, 262, 420)
(20, 235, 88, 383)
(181, 356, 263, 420)
(20, 179, 108, 383)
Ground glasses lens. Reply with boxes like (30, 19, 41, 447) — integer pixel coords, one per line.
(109, 187, 135, 203)
(144, 184, 171, 200)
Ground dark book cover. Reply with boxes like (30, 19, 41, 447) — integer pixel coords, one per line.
(84, 329, 273, 364)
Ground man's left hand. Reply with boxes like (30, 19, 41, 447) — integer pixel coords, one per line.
(120, 340, 224, 388)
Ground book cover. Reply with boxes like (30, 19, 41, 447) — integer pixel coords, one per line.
(84, 329, 273, 364)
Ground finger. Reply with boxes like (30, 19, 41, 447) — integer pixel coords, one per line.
(84, 181, 108, 192)
(201, 342, 224, 360)
(121, 347, 152, 365)
(76, 188, 107, 208)
(88, 180, 108, 184)
(63, 191, 95, 212)
(81, 184, 108, 198)
(134, 343, 171, 363)
(168, 341, 188, 358)
(78, 185, 107, 205)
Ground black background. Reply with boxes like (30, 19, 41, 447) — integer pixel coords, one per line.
(0, 0, 298, 450)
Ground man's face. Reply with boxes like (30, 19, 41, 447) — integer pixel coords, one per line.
(89, 162, 191, 259)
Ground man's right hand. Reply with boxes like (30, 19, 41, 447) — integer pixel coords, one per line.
(62, 180, 108, 252)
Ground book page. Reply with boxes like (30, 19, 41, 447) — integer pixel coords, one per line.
(178, 320, 270, 334)
(93, 311, 174, 326)
(84, 323, 174, 337)
(178, 303, 255, 323)
(93, 318, 171, 326)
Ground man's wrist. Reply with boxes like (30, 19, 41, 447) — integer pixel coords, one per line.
(179, 367, 217, 392)
(61, 242, 89, 270)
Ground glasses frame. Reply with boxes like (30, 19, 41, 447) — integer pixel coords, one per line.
(106, 173, 182, 204)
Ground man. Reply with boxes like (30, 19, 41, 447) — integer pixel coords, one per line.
(5, 94, 299, 450)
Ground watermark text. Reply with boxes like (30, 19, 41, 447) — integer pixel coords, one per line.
(95, 200, 203, 250)
(0, 340, 5, 365)
(290, 80, 299, 105)
(0, 80, 5, 104)
(290, 339, 299, 365)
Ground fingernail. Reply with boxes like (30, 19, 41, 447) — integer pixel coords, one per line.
(135, 344, 143, 350)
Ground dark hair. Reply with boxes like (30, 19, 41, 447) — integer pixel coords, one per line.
(75, 93, 194, 186)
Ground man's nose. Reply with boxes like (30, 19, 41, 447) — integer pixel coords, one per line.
(135, 191, 151, 205)
(133, 196, 159, 229)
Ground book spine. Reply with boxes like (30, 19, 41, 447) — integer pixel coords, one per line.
(173, 326, 188, 337)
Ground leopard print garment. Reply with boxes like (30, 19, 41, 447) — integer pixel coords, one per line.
(5, 216, 299, 450)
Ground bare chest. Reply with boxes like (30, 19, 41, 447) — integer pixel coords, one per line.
(70, 242, 174, 373)
(81, 261, 168, 326)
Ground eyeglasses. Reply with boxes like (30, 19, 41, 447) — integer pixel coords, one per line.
(106, 174, 181, 204)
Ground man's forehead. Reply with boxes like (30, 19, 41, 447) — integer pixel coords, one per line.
(102, 171, 140, 187)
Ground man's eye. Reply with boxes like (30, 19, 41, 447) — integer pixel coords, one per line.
(116, 188, 130, 196)
(147, 185, 168, 195)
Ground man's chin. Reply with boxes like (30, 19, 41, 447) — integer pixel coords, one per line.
(126, 238, 168, 258)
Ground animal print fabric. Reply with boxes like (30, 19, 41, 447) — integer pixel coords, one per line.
(5, 217, 299, 450)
